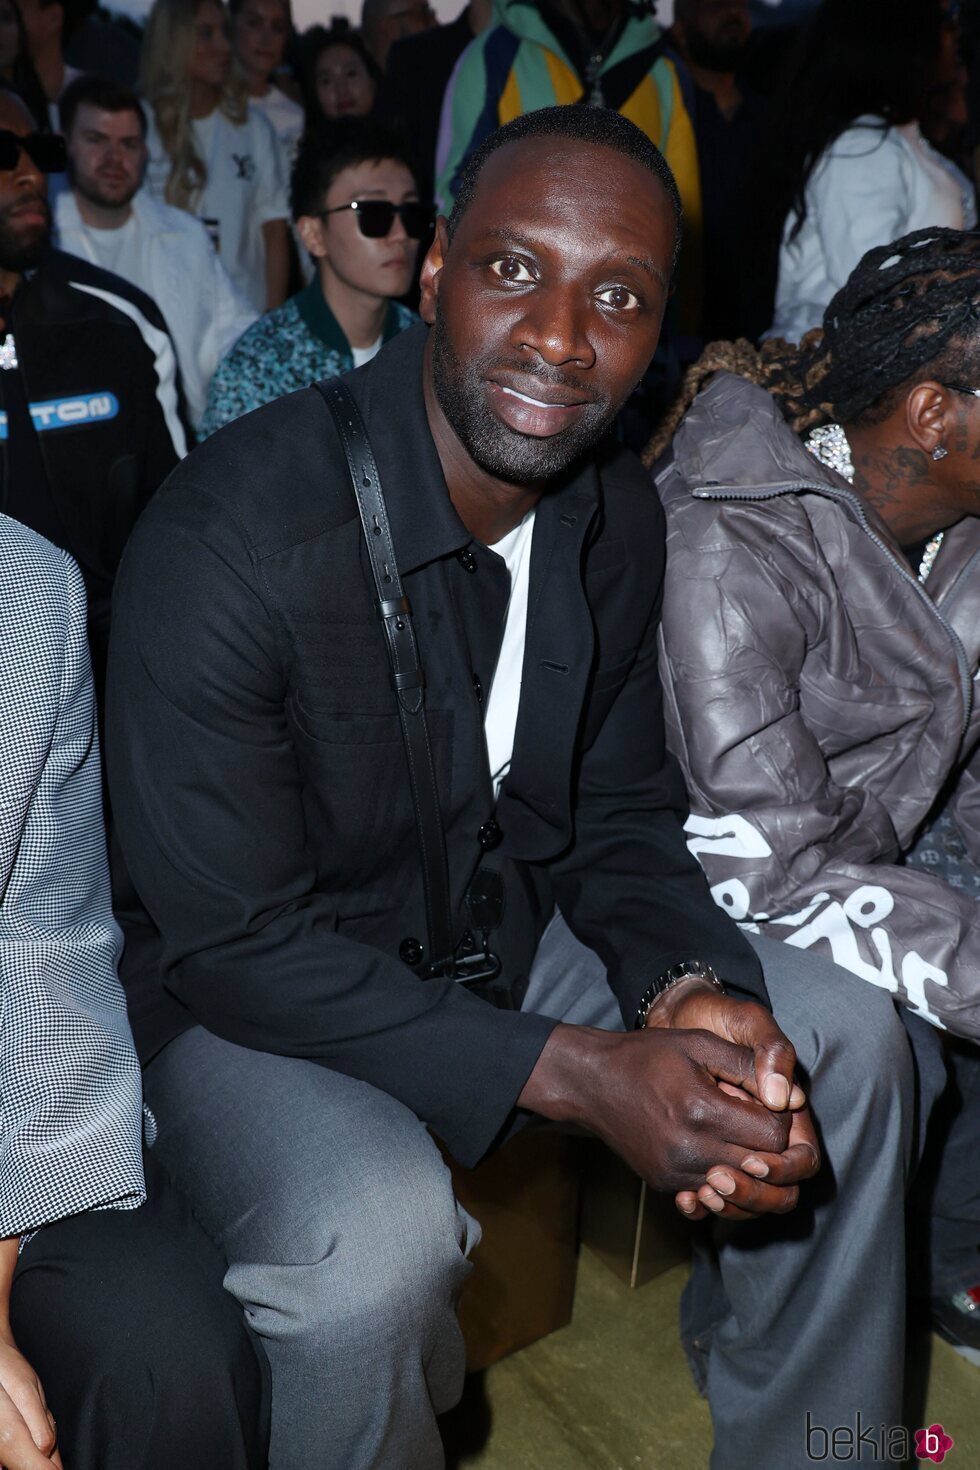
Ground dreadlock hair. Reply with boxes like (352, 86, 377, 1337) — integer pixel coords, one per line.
(642, 335, 826, 467)
(817, 226, 980, 424)
(642, 226, 980, 465)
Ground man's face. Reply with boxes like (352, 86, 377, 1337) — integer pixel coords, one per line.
(0, 92, 51, 272)
(419, 136, 675, 485)
(299, 157, 420, 303)
(67, 103, 146, 211)
(680, 0, 751, 73)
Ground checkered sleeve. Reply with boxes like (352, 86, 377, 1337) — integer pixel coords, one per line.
(0, 519, 145, 1237)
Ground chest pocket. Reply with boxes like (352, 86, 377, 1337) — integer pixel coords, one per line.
(289, 619, 392, 715)
(287, 687, 455, 891)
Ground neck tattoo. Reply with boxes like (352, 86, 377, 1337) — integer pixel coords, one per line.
(805, 422, 943, 585)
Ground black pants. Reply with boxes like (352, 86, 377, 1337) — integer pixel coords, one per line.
(10, 1148, 270, 1470)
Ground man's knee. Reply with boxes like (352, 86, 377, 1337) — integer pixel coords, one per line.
(752, 934, 919, 1148)
(227, 1123, 475, 1358)
(755, 934, 909, 1058)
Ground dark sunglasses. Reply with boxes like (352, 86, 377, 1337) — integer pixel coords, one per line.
(320, 199, 432, 240)
(0, 130, 66, 174)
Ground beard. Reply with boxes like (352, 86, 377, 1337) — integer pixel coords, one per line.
(685, 26, 750, 73)
(69, 165, 139, 213)
(430, 313, 620, 485)
(0, 192, 51, 272)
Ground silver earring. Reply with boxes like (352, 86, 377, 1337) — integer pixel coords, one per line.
(932, 445, 949, 461)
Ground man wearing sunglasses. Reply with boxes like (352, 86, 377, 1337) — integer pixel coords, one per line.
(201, 117, 422, 437)
(0, 86, 187, 700)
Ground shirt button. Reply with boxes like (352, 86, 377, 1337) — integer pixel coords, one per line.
(399, 937, 424, 966)
(472, 673, 483, 703)
(457, 548, 478, 573)
(478, 819, 503, 850)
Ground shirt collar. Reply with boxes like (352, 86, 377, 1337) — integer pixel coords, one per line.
(296, 278, 407, 354)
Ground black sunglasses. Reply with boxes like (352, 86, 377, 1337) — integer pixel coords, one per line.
(0, 130, 66, 174)
(320, 199, 432, 240)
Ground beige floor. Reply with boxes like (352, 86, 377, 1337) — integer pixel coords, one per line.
(441, 1251, 980, 1469)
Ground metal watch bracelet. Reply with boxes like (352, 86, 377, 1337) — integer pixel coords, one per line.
(633, 960, 725, 1029)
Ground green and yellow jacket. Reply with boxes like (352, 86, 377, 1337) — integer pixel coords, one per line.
(434, 0, 701, 327)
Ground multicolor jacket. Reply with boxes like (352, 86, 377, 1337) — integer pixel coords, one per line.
(200, 281, 416, 438)
(434, 0, 700, 230)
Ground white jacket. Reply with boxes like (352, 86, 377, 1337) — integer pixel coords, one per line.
(769, 117, 976, 343)
(55, 188, 257, 429)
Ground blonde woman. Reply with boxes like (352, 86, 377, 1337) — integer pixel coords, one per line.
(141, 0, 290, 312)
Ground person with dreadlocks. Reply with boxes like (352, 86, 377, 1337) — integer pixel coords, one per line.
(648, 224, 980, 1365)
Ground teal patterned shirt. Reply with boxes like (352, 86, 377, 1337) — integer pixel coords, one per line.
(200, 281, 417, 438)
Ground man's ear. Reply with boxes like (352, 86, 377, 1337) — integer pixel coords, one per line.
(296, 213, 328, 260)
(906, 380, 953, 456)
(419, 216, 448, 325)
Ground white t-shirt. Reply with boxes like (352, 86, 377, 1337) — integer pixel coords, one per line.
(144, 102, 289, 312)
(74, 212, 143, 281)
(483, 509, 535, 800)
(770, 118, 978, 343)
(351, 335, 383, 368)
(252, 85, 305, 163)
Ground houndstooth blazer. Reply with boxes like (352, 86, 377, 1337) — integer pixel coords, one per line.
(0, 512, 144, 1238)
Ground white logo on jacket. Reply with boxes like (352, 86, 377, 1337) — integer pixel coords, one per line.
(683, 811, 950, 1028)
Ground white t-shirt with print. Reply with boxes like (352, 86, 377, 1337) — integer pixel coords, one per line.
(145, 102, 289, 312)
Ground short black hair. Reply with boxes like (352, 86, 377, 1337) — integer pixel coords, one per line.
(289, 117, 418, 221)
(59, 73, 146, 139)
(446, 105, 683, 269)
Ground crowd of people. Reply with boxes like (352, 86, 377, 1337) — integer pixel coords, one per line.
(5, 0, 980, 1466)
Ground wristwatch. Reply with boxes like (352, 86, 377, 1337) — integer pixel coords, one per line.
(633, 960, 725, 1029)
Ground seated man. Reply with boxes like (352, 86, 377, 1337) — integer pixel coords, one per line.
(55, 74, 257, 432)
(0, 513, 268, 1468)
(201, 118, 419, 437)
(646, 226, 980, 1360)
(0, 85, 188, 700)
(107, 107, 928, 1469)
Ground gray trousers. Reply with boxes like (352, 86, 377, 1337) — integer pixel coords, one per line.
(143, 920, 935, 1470)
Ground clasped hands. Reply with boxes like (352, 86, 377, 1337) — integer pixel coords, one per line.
(642, 975, 819, 1221)
(520, 976, 820, 1225)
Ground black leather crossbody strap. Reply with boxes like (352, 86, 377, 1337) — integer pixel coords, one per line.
(316, 378, 457, 976)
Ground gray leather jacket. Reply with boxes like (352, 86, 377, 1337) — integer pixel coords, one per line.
(654, 371, 980, 1040)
